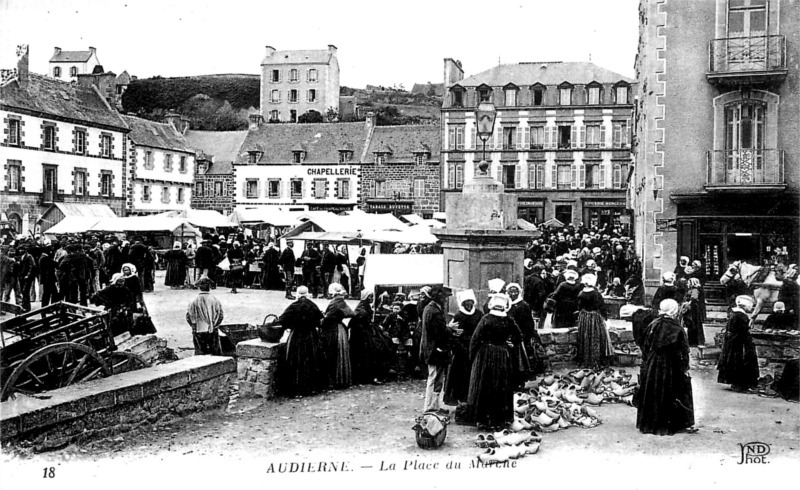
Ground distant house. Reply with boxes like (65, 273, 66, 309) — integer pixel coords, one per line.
(122, 115, 196, 215)
(411, 82, 444, 97)
(185, 129, 248, 214)
(361, 117, 442, 218)
(260, 45, 339, 123)
(1, 46, 129, 234)
(49, 47, 101, 82)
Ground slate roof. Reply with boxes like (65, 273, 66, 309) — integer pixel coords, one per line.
(116, 71, 131, 85)
(50, 50, 94, 63)
(365, 125, 441, 163)
(0, 73, 127, 130)
(455, 62, 635, 88)
(184, 130, 248, 165)
(122, 115, 192, 152)
(235, 122, 369, 164)
(205, 161, 233, 175)
(262, 49, 334, 66)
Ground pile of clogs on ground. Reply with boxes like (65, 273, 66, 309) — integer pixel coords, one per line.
(474, 368, 639, 463)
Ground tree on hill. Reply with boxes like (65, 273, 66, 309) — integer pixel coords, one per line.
(298, 110, 324, 123)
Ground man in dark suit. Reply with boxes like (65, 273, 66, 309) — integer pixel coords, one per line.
(279, 241, 297, 299)
(420, 285, 460, 413)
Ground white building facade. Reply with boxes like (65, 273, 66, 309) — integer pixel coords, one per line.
(49, 47, 101, 82)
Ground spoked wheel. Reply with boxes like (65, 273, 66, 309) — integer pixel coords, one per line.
(107, 351, 148, 375)
(1, 342, 110, 401)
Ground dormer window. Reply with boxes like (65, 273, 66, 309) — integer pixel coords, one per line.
(375, 153, 387, 165)
(450, 85, 465, 108)
(292, 151, 305, 164)
(414, 153, 429, 165)
(558, 83, 573, 106)
(614, 82, 630, 104)
(586, 82, 602, 105)
(248, 151, 263, 164)
(503, 84, 518, 107)
(339, 150, 353, 163)
(478, 85, 492, 103)
(531, 84, 546, 106)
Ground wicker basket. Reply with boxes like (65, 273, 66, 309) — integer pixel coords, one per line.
(219, 323, 260, 345)
(258, 314, 284, 343)
(413, 412, 449, 450)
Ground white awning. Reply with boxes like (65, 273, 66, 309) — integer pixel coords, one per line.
(362, 254, 443, 290)
(45, 216, 102, 235)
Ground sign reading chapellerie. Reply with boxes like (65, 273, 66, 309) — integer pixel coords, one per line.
(307, 167, 357, 176)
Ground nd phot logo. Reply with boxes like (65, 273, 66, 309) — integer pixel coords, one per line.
(738, 442, 770, 464)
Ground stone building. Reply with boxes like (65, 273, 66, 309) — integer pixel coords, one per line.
(121, 115, 196, 215)
(260, 45, 339, 123)
(185, 130, 247, 214)
(232, 115, 365, 213)
(361, 118, 442, 218)
(49, 47, 102, 82)
(633, 0, 798, 297)
(441, 59, 636, 227)
(1, 46, 129, 234)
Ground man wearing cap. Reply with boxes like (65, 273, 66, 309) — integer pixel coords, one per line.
(16, 245, 36, 311)
(420, 285, 461, 413)
(278, 241, 297, 299)
(0, 246, 20, 307)
(186, 278, 225, 355)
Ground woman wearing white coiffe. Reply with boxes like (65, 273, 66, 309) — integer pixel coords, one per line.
(443, 289, 483, 407)
(575, 273, 613, 368)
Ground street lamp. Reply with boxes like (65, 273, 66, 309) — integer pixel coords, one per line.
(475, 101, 497, 176)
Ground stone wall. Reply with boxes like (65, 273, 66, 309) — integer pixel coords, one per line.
(361, 162, 440, 216)
(0, 356, 235, 451)
(236, 339, 284, 399)
(191, 173, 235, 213)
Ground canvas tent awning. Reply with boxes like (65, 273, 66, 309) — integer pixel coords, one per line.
(45, 217, 104, 235)
(362, 254, 443, 290)
(541, 218, 565, 229)
(155, 209, 231, 228)
(39, 203, 117, 233)
(89, 216, 201, 236)
(229, 208, 315, 227)
(289, 231, 367, 243)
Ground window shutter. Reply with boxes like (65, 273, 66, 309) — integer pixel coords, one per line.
(613, 164, 621, 188)
(528, 166, 535, 189)
(300, 180, 306, 198)
(470, 127, 477, 150)
(515, 165, 521, 188)
(334, 179, 340, 198)
(522, 127, 529, 149)
(496, 165, 502, 182)
(545, 126, 553, 149)
(546, 164, 553, 188)
(600, 125, 607, 148)
(513, 127, 520, 149)
(571, 125, 578, 149)
(579, 163, 586, 189)
(493, 126, 499, 150)
(570, 164, 578, 189)
(242, 180, 248, 198)
(599, 164, 607, 189)
(579, 125, 586, 149)
(537, 164, 544, 189)
(448, 128, 455, 150)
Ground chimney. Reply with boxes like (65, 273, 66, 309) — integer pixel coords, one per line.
(328, 44, 338, 53)
(180, 116, 191, 134)
(248, 113, 264, 130)
(54, 47, 61, 57)
(16, 44, 29, 88)
(365, 112, 376, 130)
(89, 46, 96, 56)
(265, 46, 275, 57)
(443, 58, 464, 87)
(164, 112, 181, 130)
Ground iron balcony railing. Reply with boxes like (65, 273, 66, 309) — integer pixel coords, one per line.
(708, 35, 786, 74)
(706, 149, 785, 187)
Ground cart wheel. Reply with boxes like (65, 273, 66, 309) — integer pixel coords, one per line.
(1, 342, 110, 401)
(108, 351, 148, 375)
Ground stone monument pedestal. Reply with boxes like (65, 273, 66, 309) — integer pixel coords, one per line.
(433, 174, 538, 309)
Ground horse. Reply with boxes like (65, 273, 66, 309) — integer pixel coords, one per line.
(719, 260, 785, 319)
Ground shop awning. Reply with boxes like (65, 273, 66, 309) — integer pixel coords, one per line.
(45, 216, 103, 235)
(89, 216, 201, 235)
(541, 218, 565, 229)
(229, 208, 315, 227)
(289, 231, 368, 243)
(155, 209, 231, 228)
(362, 254, 443, 290)
(38, 203, 117, 233)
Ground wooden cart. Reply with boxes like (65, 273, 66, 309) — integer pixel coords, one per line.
(0, 302, 146, 401)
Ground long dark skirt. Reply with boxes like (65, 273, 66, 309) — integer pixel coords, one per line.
(108, 306, 134, 337)
(636, 353, 695, 435)
(319, 324, 352, 388)
(444, 343, 470, 406)
(350, 323, 394, 385)
(717, 334, 759, 390)
(165, 261, 186, 287)
(280, 328, 325, 397)
(575, 310, 612, 368)
(226, 267, 244, 288)
(467, 343, 514, 429)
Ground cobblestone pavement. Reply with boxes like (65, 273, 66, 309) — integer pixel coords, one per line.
(3, 273, 799, 488)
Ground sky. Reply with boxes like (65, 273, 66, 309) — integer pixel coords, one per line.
(0, 0, 640, 89)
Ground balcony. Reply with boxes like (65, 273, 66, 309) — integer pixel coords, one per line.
(707, 35, 787, 86)
(706, 149, 785, 191)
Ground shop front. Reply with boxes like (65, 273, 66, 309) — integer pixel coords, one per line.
(365, 199, 414, 217)
(582, 199, 627, 231)
(517, 197, 545, 225)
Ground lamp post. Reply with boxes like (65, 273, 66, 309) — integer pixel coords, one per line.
(475, 101, 497, 176)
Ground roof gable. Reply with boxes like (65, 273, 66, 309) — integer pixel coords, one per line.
(236, 122, 369, 164)
(0, 73, 127, 130)
(122, 115, 192, 152)
(262, 49, 333, 66)
(366, 125, 442, 163)
(50, 50, 94, 63)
